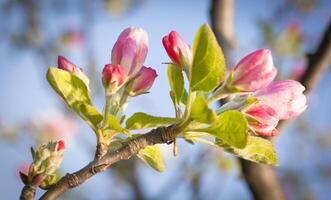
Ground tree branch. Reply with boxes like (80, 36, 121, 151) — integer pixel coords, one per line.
(210, 0, 236, 66)
(20, 185, 37, 200)
(35, 125, 180, 200)
(300, 21, 331, 93)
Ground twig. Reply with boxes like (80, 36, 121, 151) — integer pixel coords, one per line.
(210, 0, 236, 67)
(20, 185, 37, 200)
(33, 125, 180, 200)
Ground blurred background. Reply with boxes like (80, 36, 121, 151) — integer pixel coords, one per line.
(1, 0, 331, 199)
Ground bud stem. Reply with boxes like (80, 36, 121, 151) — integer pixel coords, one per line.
(207, 85, 229, 104)
(182, 90, 196, 123)
(102, 96, 112, 130)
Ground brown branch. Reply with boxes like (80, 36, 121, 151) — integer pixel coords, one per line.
(239, 20, 331, 200)
(300, 21, 331, 93)
(34, 125, 180, 200)
(210, 0, 236, 67)
(20, 185, 37, 200)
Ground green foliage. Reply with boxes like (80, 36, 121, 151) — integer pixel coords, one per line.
(168, 64, 184, 106)
(47, 67, 106, 131)
(181, 89, 188, 105)
(77, 103, 103, 129)
(182, 131, 216, 146)
(137, 145, 165, 172)
(205, 110, 248, 149)
(190, 93, 217, 123)
(126, 112, 180, 130)
(47, 67, 91, 107)
(190, 24, 225, 92)
(108, 114, 131, 136)
(215, 136, 278, 166)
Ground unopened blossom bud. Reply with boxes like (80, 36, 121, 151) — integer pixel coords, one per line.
(34, 140, 65, 175)
(57, 140, 65, 152)
(245, 104, 279, 137)
(111, 27, 148, 77)
(254, 80, 307, 120)
(162, 31, 192, 70)
(232, 49, 277, 92)
(19, 140, 65, 186)
(127, 66, 157, 96)
(102, 64, 127, 96)
(57, 56, 90, 87)
(58, 56, 78, 72)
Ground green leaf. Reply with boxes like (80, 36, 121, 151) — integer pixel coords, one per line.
(183, 131, 216, 146)
(108, 115, 131, 136)
(215, 136, 278, 166)
(206, 110, 248, 148)
(168, 64, 184, 105)
(181, 89, 188, 105)
(77, 103, 103, 128)
(125, 112, 180, 130)
(190, 93, 217, 123)
(46, 67, 91, 109)
(137, 145, 165, 172)
(190, 24, 225, 92)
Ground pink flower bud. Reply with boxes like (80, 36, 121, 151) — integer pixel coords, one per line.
(254, 80, 307, 120)
(57, 140, 65, 152)
(232, 49, 277, 91)
(111, 27, 148, 77)
(128, 66, 157, 96)
(58, 56, 79, 73)
(57, 56, 90, 87)
(245, 104, 279, 137)
(162, 31, 192, 69)
(102, 64, 127, 95)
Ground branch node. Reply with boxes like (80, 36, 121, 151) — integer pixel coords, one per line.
(20, 185, 37, 200)
(66, 173, 80, 188)
(160, 125, 177, 144)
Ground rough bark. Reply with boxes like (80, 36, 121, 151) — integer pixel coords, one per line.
(35, 125, 180, 200)
(20, 185, 36, 200)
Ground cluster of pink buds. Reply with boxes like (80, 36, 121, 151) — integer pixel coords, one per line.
(228, 49, 307, 137)
(102, 27, 157, 97)
(19, 140, 65, 187)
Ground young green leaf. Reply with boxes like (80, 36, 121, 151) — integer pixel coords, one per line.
(190, 93, 217, 123)
(190, 24, 225, 92)
(215, 136, 278, 166)
(183, 131, 216, 146)
(77, 103, 103, 129)
(137, 145, 165, 172)
(108, 114, 131, 136)
(125, 112, 180, 130)
(46, 67, 91, 109)
(205, 110, 248, 148)
(168, 64, 184, 105)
